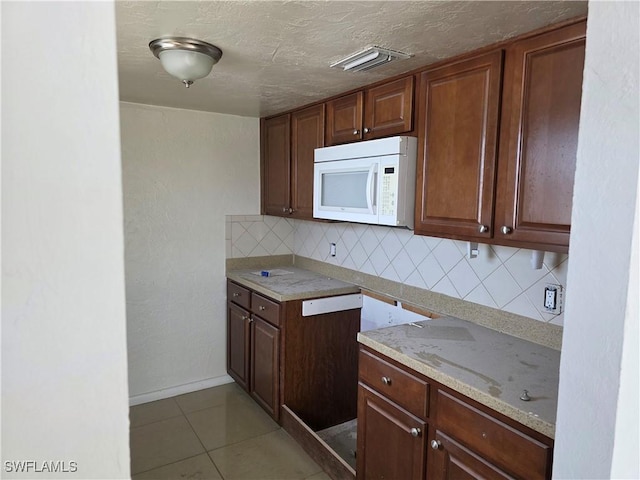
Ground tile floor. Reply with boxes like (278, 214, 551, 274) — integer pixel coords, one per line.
(130, 382, 330, 480)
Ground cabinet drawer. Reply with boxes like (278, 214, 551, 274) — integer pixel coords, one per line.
(251, 292, 281, 327)
(227, 281, 251, 309)
(359, 349, 429, 419)
(437, 390, 552, 480)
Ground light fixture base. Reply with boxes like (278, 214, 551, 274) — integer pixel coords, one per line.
(149, 37, 222, 63)
(330, 46, 411, 72)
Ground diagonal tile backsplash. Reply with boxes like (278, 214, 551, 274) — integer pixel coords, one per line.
(226, 215, 568, 326)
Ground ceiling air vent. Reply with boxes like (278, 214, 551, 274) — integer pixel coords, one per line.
(330, 46, 411, 72)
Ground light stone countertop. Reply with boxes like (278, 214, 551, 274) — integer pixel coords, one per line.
(227, 266, 361, 302)
(358, 317, 560, 438)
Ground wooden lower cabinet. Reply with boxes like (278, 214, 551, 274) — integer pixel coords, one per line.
(250, 316, 280, 418)
(227, 301, 250, 391)
(228, 279, 362, 429)
(357, 384, 427, 480)
(227, 280, 282, 421)
(429, 431, 514, 480)
(357, 347, 554, 480)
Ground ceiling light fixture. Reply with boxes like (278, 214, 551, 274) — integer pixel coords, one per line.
(330, 46, 411, 72)
(149, 37, 223, 88)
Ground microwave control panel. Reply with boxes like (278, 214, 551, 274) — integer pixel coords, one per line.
(380, 165, 398, 216)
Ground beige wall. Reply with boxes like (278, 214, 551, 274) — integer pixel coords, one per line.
(120, 102, 260, 403)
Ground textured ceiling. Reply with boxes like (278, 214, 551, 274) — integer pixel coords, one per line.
(116, 1, 587, 118)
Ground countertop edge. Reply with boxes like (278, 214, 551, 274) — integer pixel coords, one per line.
(226, 271, 361, 302)
(357, 334, 556, 439)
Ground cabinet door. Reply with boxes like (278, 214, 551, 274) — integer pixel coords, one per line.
(495, 21, 586, 251)
(357, 384, 426, 480)
(415, 50, 503, 240)
(325, 92, 363, 145)
(291, 104, 324, 219)
(227, 302, 250, 391)
(428, 430, 515, 480)
(262, 114, 291, 216)
(364, 76, 415, 140)
(250, 316, 280, 420)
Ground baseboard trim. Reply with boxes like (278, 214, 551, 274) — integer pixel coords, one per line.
(129, 374, 235, 406)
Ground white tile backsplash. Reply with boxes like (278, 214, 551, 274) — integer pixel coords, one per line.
(226, 215, 568, 325)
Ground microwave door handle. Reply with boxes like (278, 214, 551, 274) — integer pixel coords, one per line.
(366, 164, 377, 214)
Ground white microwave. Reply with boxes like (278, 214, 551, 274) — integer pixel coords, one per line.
(313, 136, 417, 228)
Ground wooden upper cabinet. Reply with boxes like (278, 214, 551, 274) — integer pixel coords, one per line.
(326, 76, 415, 145)
(291, 104, 325, 219)
(415, 51, 503, 240)
(364, 76, 415, 140)
(494, 21, 586, 251)
(261, 114, 291, 216)
(325, 92, 363, 145)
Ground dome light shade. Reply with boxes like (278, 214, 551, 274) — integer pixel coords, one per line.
(149, 37, 222, 88)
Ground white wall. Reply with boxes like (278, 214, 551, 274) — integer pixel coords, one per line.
(1, 2, 130, 478)
(120, 103, 260, 403)
(554, 1, 639, 478)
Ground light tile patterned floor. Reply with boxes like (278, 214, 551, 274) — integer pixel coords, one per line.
(130, 382, 329, 480)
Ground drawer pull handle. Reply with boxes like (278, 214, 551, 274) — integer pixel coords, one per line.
(431, 439, 441, 450)
(232, 292, 240, 297)
(381, 376, 392, 386)
(410, 427, 421, 438)
(258, 305, 266, 311)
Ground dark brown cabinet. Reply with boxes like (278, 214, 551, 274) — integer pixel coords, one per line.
(261, 114, 291, 217)
(415, 50, 503, 241)
(291, 105, 325, 219)
(357, 384, 427, 480)
(227, 301, 250, 391)
(429, 431, 514, 480)
(415, 19, 585, 252)
(250, 316, 280, 418)
(357, 346, 554, 480)
(226, 281, 281, 421)
(494, 21, 586, 250)
(261, 105, 324, 219)
(429, 389, 553, 480)
(326, 76, 415, 145)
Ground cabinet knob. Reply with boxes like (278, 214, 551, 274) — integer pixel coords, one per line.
(248, 317, 254, 323)
(282, 207, 288, 213)
(363, 127, 371, 134)
(500, 226, 513, 235)
(353, 129, 360, 135)
(288, 207, 294, 214)
(259, 305, 266, 311)
(478, 225, 489, 233)
(381, 376, 392, 386)
(431, 439, 442, 450)
(241, 315, 249, 321)
(232, 292, 240, 297)
(410, 427, 421, 438)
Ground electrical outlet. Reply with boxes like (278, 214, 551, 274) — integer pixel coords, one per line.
(543, 284, 563, 314)
(330, 242, 337, 257)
